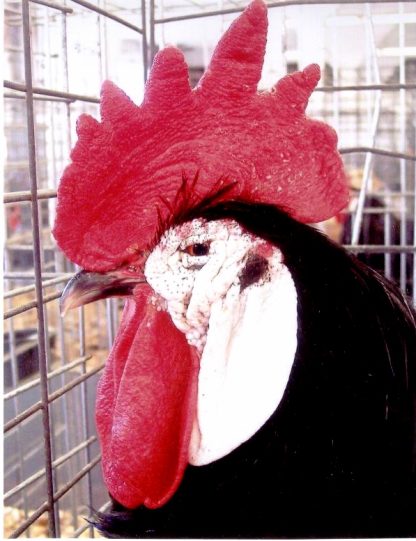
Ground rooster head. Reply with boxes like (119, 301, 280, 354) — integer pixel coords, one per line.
(54, 0, 348, 511)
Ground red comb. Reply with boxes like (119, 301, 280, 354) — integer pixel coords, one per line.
(53, 0, 348, 272)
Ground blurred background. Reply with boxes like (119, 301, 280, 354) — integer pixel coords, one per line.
(3, 0, 416, 537)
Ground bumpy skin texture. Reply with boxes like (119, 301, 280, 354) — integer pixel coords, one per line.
(52, 0, 348, 272)
(95, 286, 199, 510)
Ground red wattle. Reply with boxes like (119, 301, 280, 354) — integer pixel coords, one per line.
(95, 285, 199, 509)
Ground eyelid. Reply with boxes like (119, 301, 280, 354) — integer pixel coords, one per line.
(179, 236, 213, 251)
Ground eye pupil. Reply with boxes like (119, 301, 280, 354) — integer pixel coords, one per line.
(186, 243, 210, 256)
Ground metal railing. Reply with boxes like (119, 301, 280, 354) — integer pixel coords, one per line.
(4, 0, 146, 536)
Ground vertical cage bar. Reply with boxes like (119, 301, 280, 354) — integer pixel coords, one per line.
(98, 0, 109, 81)
(398, 2, 407, 293)
(149, 0, 156, 64)
(58, 11, 83, 532)
(96, 2, 103, 90)
(141, 0, 148, 82)
(4, 256, 32, 538)
(105, 299, 115, 349)
(43, 7, 65, 536)
(351, 5, 382, 245)
(330, 22, 340, 135)
(413, 147, 416, 306)
(384, 187, 393, 279)
(21, 0, 57, 536)
(77, 289, 95, 537)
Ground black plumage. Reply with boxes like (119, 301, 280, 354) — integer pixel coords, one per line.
(92, 202, 416, 539)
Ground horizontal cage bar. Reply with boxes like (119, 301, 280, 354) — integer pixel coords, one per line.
(4, 363, 105, 433)
(154, 0, 416, 23)
(69, 0, 143, 33)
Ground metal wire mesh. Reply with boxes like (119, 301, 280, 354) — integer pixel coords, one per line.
(4, 0, 146, 536)
(3, 0, 415, 537)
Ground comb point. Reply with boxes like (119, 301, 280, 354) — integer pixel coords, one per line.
(100, 80, 139, 125)
(144, 46, 191, 106)
(198, 0, 267, 99)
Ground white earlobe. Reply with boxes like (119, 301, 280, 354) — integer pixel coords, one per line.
(189, 256, 298, 466)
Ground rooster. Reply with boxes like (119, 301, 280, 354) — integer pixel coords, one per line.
(54, 1, 416, 537)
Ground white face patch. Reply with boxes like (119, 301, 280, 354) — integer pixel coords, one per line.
(144, 219, 259, 352)
(144, 218, 298, 466)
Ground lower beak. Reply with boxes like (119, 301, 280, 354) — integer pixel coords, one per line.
(60, 269, 146, 316)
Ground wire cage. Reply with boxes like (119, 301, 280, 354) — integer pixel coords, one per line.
(3, 0, 416, 537)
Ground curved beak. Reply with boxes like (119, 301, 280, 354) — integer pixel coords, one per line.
(60, 269, 146, 316)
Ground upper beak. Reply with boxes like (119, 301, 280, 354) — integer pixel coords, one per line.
(60, 269, 146, 316)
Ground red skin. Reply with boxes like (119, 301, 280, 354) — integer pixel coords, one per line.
(96, 285, 200, 509)
(53, 0, 348, 273)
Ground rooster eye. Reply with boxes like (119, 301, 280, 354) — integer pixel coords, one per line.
(183, 242, 211, 257)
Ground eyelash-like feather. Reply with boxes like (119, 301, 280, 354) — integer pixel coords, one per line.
(153, 172, 237, 248)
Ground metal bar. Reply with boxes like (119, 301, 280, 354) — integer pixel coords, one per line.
(344, 207, 402, 215)
(49, 12, 76, 516)
(21, 0, 56, 534)
(351, 6, 381, 246)
(150, 0, 156, 64)
(51, 9, 79, 519)
(383, 187, 393, 280)
(4, 92, 73, 102)
(4, 188, 57, 203)
(4, 6, 22, 16)
(4, 436, 97, 500)
(106, 298, 116, 348)
(8, 454, 101, 539)
(97, 0, 105, 107)
(3, 87, 411, 116)
(4, 271, 72, 279)
(413, 144, 416, 305)
(30, 0, 73, 13)
(6, 243, 57, 251)
(4, 402, 43, 433)
(154, 0, 416, 24)
(4, 275, 69, 299)
(3, 291, 62, 320)
(330, 22, 340, 135)
(79, 303, 94, 537)
(4, 364, 104, 433)
(141, 0, 148, 82)
(54, 436, 96, 469)
(339, 147, 416, 162)
(316, 83, 416, 92)
(358, 191, 415, 198)
(345, 245, 416, 254)
(6, 155, 48, 164)
(398, 2, 407, 293)
(53, 455, 102, 502)
(75, 243, 93, 535)
(8, 503, 50, 539)
(69, 0, 143, 33)
(47, 363, 105, 403)
(4, 356, 92, 400)
(5, 253, 32, 536)
(6, 45, 50, 56)
(4, 80, 100, 103)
